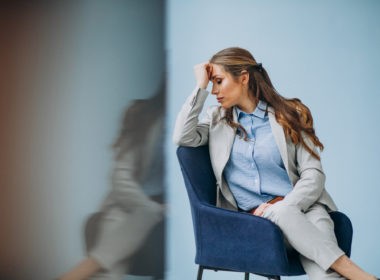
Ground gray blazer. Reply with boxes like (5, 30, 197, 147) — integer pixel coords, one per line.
(173, 88, 338, 212)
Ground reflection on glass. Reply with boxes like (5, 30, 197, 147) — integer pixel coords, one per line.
(60, 85, 166, 280)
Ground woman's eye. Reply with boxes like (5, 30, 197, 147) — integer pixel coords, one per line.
(216, 79, 222, 84)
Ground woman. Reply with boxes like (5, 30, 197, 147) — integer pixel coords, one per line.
(60, 86, 165, 280)
(173, 47, 378, 280)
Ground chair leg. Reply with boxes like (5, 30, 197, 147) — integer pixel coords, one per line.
(197, 266, 204, 280)
(244, 272, 250, 280)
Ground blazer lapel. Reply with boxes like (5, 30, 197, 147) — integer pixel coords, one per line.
(214, 108, 237, 208)
(226, 107, 237, 152)
(268, 107, 290, 173)
(222, 108, 237, 169)
(210, 108, 236, 180)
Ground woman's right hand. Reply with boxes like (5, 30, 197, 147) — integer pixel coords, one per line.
(252, 203, 271, 217)
(194, 62, 212, 89)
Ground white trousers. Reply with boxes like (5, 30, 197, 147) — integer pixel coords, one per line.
(262, 202, 346, 280)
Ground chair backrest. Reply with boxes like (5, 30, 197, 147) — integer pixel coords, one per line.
(177, 145, 217, 207)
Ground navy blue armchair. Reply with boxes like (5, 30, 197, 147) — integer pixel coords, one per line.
(176, 145, 353, 280)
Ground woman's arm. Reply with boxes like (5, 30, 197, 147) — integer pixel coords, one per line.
(173, 62, 213, 146)
(283, 134, 326, 212)
(173, 87, 211, 146)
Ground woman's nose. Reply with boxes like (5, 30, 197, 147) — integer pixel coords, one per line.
(211, 84, 218, 95)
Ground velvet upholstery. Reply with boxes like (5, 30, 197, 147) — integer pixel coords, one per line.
(177, 145, 353, 278)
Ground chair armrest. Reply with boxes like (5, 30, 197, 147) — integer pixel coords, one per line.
(192, 204, 290, 274)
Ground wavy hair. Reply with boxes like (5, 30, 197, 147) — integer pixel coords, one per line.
(210, 47, 323, 160)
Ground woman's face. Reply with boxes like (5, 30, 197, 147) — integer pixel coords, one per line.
(210, 64, 247, 109)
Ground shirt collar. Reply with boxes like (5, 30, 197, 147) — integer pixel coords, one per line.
(236, 100, 268, 120)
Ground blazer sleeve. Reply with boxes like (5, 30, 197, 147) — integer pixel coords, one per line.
(283, 133, 326, 212)
(173, 87, 212, 147)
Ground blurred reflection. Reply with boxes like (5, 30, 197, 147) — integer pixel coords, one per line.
(0, 1, 166, 279)
(60, 85, 166, 280)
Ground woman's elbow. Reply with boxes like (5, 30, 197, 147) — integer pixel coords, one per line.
(172, 133, 204, 147)
(172, 133, 185, 146)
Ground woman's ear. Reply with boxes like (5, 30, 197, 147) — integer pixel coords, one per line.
(240, 70, 249, 85)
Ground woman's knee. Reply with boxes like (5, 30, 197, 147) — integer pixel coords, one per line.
(305, 204, 335, 233)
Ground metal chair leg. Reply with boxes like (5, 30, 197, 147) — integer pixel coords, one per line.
(244, 272, 250, 280)
(197, 266, 204, 280)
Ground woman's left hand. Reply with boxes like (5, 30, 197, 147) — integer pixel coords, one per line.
(252, 203, 271, 217)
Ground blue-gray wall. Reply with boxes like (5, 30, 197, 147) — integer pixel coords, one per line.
(166, 1, 380, 279)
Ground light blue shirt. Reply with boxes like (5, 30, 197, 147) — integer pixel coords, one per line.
(223, 100, 293, 210)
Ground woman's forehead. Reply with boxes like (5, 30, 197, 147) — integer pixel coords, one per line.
(211, 64, 225, 76)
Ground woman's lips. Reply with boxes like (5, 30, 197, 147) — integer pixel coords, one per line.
(217, 97, 224, 103)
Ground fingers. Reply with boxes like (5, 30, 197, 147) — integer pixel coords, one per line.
(206, 63, 213, 80)
(194, 62, 211, 89)
(253, 203, 271, 217)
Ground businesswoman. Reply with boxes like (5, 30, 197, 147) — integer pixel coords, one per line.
(173, 47, 378, 280)
(60, 86, 165, 280)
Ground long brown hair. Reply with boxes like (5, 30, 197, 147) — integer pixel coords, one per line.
(210, 47, 323, 160)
